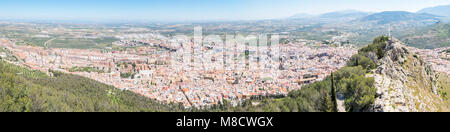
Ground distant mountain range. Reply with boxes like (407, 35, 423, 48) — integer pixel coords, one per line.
(289, 13, 315, 19)
(418, 5, 450, 17)
(318, 10, 370, 20)
(289, 10, 370, 22)
(400, 23, 450, 49)
(358, 11, 441, 24)
(289, 5, 450, 24)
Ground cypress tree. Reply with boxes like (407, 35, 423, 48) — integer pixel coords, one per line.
(331, 73, 338, 112)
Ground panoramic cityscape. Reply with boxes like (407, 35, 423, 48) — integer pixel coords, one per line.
(0, 0, 449, 114)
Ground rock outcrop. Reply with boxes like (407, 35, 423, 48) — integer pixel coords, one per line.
(373, 38, 444, 112)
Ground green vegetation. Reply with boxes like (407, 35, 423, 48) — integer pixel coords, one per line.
(347, 54, 377, 70)
(436, 73, 450, 111)
(15, 37, 51, 47)
(401, 23, 450, 49)
(0, 60, 184, 112)
(48, 37, 119, 49)
(13, 37, 119, 49)
(120, 72, 136, 79)
(68, 66, 104, 73)
(359, 36, 389, 59)
(347, 36, 388, 69)
(337, 67, 376, 111)
(0, 48, 18, 62)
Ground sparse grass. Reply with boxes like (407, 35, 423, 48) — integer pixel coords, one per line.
(437, 73, 450, 111)
(403, 54, 446, 111)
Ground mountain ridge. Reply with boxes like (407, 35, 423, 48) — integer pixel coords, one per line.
(418, 5, 450, 17)
(288, 10, 370, 21)
(372, 38, 446, 112)
(358, 11, 441, 24)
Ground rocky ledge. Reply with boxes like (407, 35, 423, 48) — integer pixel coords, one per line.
(373, 38, 444, 112)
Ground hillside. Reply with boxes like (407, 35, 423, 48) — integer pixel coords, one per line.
(288, 13, 315, 19)
(359, 11, 440, 25)
(372, 38, 446, 112)
(418, 5, 450, 17)
(289, 10, 370, 22)
(318, 10, 370, 21)
(437, 73, 450, 111)
(400, 23, 450, 49)
(0, 60, 184, 112)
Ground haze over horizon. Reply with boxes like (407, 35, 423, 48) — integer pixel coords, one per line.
(0, 0, 449, 22)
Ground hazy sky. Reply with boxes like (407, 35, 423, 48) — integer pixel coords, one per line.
(0, 0, 449, 22)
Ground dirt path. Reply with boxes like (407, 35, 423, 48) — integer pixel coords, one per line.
(44, 38, 56, 48)
(337, 94, 346, 112)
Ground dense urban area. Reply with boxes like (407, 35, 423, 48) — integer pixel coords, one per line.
(0, 4, 449, 112)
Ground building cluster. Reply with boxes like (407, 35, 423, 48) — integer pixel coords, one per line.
(413, 47, 450, 76)
(0, 37, 357, 108)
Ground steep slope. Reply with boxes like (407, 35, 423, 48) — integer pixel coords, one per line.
(436, 72, 450, 111)
(372, 38, 445, 112)
(0, 60, 183, 112)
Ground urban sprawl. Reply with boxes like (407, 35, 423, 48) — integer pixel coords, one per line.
(1, 32, 448, 108)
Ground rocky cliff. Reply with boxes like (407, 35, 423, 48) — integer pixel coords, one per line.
(372, 38, 445, 112)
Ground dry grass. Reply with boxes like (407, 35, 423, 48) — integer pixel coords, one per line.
(437, 73, 450, 112)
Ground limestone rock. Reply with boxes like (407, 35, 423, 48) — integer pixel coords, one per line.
(373, 38, 443, 112)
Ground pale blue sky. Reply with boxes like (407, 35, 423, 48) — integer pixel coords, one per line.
(0, 0, 449, 22)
